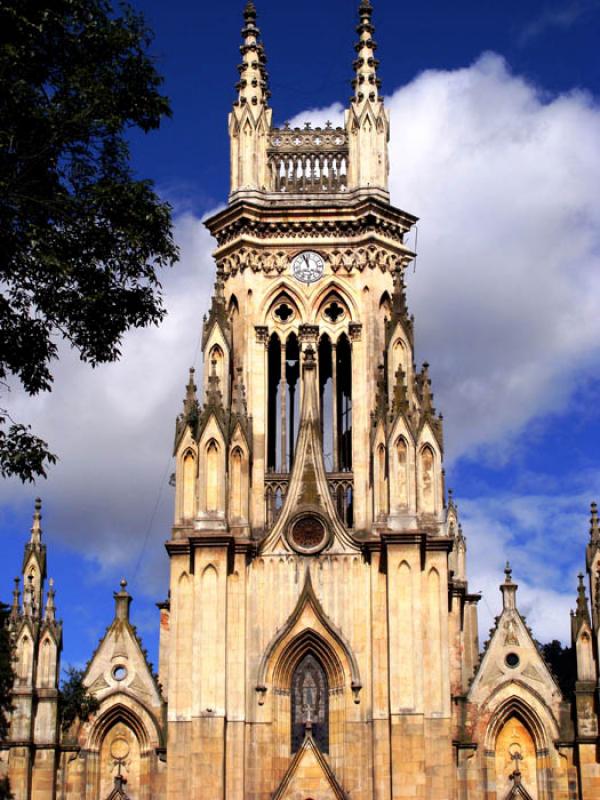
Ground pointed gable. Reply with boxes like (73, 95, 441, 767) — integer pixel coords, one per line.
(272, 733, 348, 800)
(84, 580, 162, 709)
(469, 564, 561, 707)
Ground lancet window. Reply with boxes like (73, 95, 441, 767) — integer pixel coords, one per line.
(291, 653, 329, 753)
(267, 333, 300, 473)
(318, 333, 352, 472)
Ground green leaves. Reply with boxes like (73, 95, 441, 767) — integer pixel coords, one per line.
(0, 0, 178, 481)
(59, 665, 100, 732)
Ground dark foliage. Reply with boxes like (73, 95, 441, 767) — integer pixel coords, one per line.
(0, 603, 14, 740)
(0, 777, 12, 800)
(540, 639, 577, 697)
(0, 602, 14, 798)
(0, 0, 178, 481)
(58, 666, 100, 732)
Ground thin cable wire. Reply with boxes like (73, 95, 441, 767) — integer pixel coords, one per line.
(132, 453, 174, 582)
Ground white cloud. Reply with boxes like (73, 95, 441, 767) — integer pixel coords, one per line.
(290, 56, 600, 464)
(392, 53, 600, 463)
(518, 1, 598, 45)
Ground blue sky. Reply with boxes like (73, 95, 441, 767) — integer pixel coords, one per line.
(1, 0, 600, 672)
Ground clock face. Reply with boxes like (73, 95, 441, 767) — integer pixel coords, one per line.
(291, 251, 324, 284)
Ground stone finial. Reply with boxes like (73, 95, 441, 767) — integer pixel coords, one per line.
(572, 572, 592, 639)
(352, 0, 381, 105)
(114, 578, 132, 622)
(391, 366, 409, 416)
(30, 497, 42, 546)
(590, 501, 599, 543)
(10, 576, 20, 622)
(231, 366, 248, 418)
(419, 363, 435, 415)
(501, 561, 518, 611)
(183, 368, 197, 415)
(44, 577, 56, 623)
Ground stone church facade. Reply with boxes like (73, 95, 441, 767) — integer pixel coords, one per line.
(2, 2, 600, 798)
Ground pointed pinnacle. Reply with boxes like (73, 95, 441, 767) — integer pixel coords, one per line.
(353, 0, 380, 104)
(30, 497, 42, 545)
(45, 578, 56, 622)
(590, 501, 599, 542)
(11, 577, 20, 618)
(183, 367, 197, 415)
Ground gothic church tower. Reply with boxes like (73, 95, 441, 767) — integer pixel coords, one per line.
(165, 2, 479, 797)
(4, 3, 600, 800)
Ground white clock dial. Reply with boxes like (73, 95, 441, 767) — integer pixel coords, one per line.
(291, 251, 325, 284)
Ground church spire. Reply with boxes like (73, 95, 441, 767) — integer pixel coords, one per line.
(235, 2, 270, 108)
(352, 0, 381, 106)
(345, 0, 389, 197)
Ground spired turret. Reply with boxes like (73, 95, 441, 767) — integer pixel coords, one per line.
(6, 499, 63, 800)
(229, 1, 272, 198)
(345, 0, 389, 198)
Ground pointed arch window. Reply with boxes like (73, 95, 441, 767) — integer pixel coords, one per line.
(182, 450, 196, 519)
(318, 333, 352, 472)
(419, 445, 435, 514)
(267, 333, 300, 473)
(206, 440, 219, 512)
(291, 653, 329, 754)
(395, 437, 409, 508)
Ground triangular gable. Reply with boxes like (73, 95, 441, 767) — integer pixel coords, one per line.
(272, 733, 347, 800)
(84, 617, 161, 709)
(469, 598, 561, 706)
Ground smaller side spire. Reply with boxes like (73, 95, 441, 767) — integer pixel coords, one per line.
(44, 578, 56, 623)
(30, 497, 42, 546)
(352, 0, 381, 105)
(9, 577, 20, 625)
(183, 368, 198, 417)
(235, 1, 270, 108)
(572, 572, 592, 640)
(418, 363, 435, 416)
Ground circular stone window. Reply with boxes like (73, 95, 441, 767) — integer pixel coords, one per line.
(110, 737, 130, 761)
(505, 652, 520, 669)
(112, 665, 128, 681)
(290, 515, 328, 554)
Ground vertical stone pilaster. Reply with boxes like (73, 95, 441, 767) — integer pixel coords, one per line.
(370, 549, 391, 800)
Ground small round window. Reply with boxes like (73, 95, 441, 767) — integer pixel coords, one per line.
(505, 652, 520, 669)
(112, 665, 128, 681)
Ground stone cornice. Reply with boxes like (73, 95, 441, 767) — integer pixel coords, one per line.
(205, 193, 418, 255)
